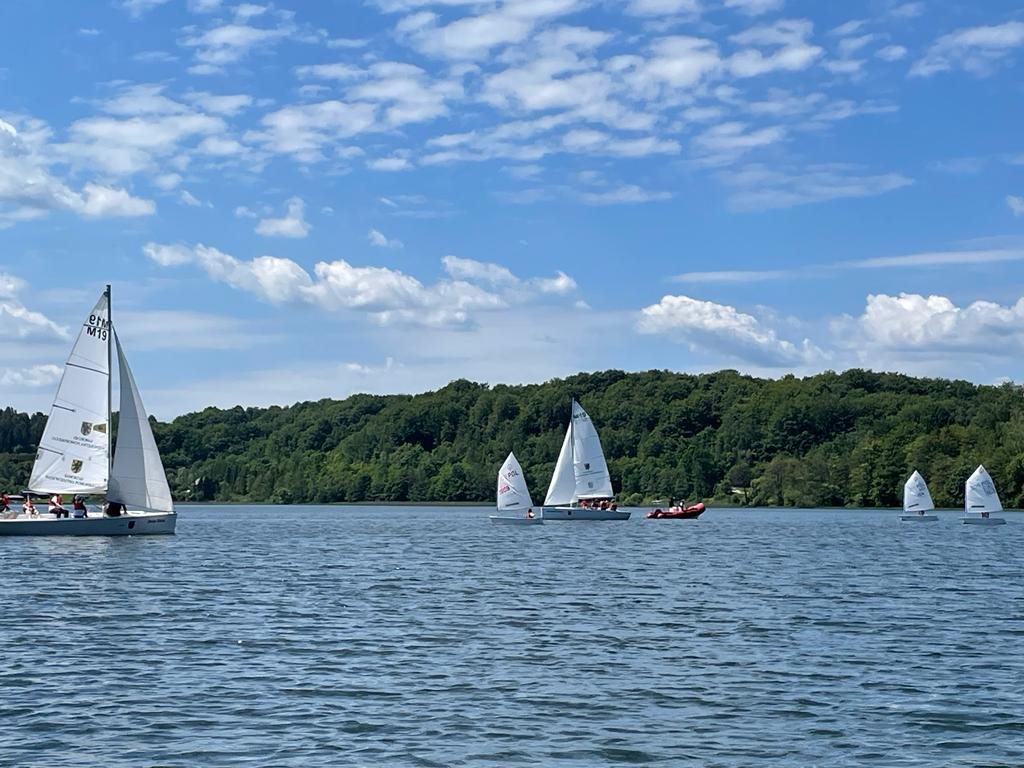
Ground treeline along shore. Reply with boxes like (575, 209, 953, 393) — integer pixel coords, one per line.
(3, 369, 1023, 508)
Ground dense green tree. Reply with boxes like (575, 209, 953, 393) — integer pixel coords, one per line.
(3, 369, 1024, 507)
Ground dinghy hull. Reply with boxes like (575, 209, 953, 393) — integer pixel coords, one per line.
(962, 517, 1006, 526)
(900, 514, 938, 522)
(541, 507, 630, 521)
(489, 516, 543, 526)
(0, 512, 176, 536)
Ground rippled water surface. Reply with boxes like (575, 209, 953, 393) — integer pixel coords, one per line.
(2, 505, 1023, 767)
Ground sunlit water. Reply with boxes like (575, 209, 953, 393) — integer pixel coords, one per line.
(1, 505, 1022, 767)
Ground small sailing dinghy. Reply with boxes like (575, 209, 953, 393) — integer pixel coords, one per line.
(490, 452, 542, 526)
(962, 465, 1006, 526)
(0, 286, 176, 536)
(541, 400, 629, 521)
(901, 471, 938, 521)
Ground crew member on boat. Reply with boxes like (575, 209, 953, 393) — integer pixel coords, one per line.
(72, 496, 88, 519)
(23, 498, 37, 517)
(0, 493, 9, 514)
(526, 508, 535, 519)
(49, 493, 68, 518)
(104, 501, 124, 517)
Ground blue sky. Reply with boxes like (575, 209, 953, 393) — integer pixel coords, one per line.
(1, 0, 1023, 417)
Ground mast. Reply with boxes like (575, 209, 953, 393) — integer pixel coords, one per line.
(569, 397, 575, 506)
(106, 283, 112, 482)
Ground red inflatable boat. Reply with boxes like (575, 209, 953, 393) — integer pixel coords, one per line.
(646, 502, 706, 519)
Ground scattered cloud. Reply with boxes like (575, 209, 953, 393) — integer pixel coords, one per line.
(911, 21, 1024, 77)
(143, 242, 579, 328)
(1007, 195, 1024, 217)
(638, 294, 819, 366)
(368, 228, 404, 248)
(255, 197, 310, 238)
(720, 163, 912, 211)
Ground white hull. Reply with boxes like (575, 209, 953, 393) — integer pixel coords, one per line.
(541, 507, 630, 521)
(489, 515, 543, 526)
(962, 516, 1006, 526)
(900, 514, 938, 522)
(0, 511, 176, 536)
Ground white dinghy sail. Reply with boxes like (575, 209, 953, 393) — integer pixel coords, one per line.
(107, 331, 174, 514)
(28, 293, 111, 495)
(490, 452, 542, 525)
(901, 471, 937, 521)
(963, 465, 1006, 525)
(544, 426, 576, 507)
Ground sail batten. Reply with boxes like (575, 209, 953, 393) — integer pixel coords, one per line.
(497, 452, 533, 511)
(108, 331, 174, 513)
(903, 471, 934, 513)
(28, 293, 110, 495)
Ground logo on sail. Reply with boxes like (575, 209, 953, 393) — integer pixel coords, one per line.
(499, 482, 510, 494)
(70, 459, 83, 474)
(982, 479, 995, 495)
(93, 423, 107, 434)
(81, 422, 92, 436)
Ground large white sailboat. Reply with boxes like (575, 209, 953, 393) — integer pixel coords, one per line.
(900, 470, 938, 521)
(542, 399, 629, 521)
(962, 465, 1006, 526)
(490, 451, 542, 526)
(0, 286, 176, 536)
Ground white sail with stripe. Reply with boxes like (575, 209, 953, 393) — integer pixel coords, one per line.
(544, 423, 575, 506)
(965, 465, 1002, 514)
(903, 471, 934, 513)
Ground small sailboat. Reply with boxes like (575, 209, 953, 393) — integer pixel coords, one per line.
(0, 286, 176, 536)
(490, 452, 542, 526)
(900, 470, 938, 521)
(541, 399, 629, 521)
(962, 465, 1006, 526)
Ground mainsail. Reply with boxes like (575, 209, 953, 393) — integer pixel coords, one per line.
(571, 400, 613, 499)
(965, 465, 1002, 514)
(903, 470, 934, 513)
(107, 331, 174, 513)
(497, 452, 532, 511)
(28, 293, 110, 494)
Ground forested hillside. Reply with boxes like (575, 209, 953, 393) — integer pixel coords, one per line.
(3, 369, 1024, 507)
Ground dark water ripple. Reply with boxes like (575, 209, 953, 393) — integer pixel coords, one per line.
(1, 506, 1023, 767)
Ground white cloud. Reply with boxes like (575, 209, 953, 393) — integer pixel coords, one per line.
(693, 122, 786, 166)
(0, 118, 155, 225)
(911, 21, 1024, 77)
(626, 0, 700, 17)
(0, 272, 68, 340)
(121, 0, 170, 17)
(183, 92, 254, 115)
(368, 228, 404, 248)
(724, 0, 784, 17)
(154, 172, 183, 190)
(234, 205, 258, 219)
(180, 190, 202, 207)
(889, 2, 924, 19)
(876, 45, 908, 62)
(248, 100, 378, 162)
(0, 364, 63, 388)
(1007, 195, 1024, 217)
(728, 19, 823, 77)
(144, 243, 579, 328)
(638, 294, 817, 366)
(720, 164, 912, 211)
(580, 185, 672, 205)
(255, 197, 310, 238)
(838, 293, 1024, 358)
(368, 155, 413, 171)
(181, 19, 297, 70)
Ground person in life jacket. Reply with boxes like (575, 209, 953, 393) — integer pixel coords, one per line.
(72, 496, 88, 518)
(49, 493, 68, 518)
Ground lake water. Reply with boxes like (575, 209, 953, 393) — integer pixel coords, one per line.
(1, 505, 1022, 767)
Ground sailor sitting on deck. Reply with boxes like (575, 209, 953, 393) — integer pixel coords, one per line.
(1, 493, 15, 519)
(49, 493, 68, 518)
(23, 498, 37, 518)
(72, 496, 88, 519)
(104, 501, 124, 517)
(526, 508, 535, 519)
